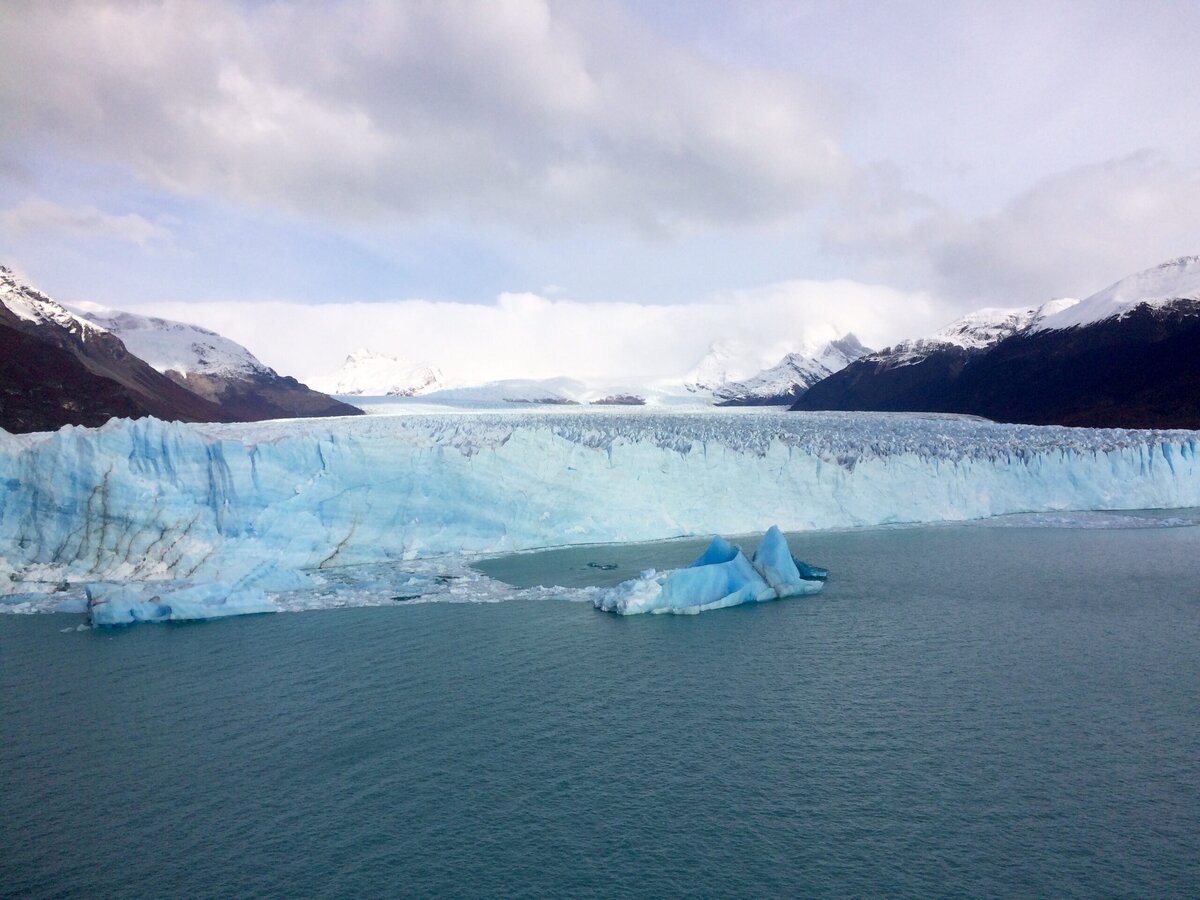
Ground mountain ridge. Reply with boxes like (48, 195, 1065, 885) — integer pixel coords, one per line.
(72, 304, 361, 422)
(0, 267, 360, 433)
(714, 334, 872, 405)
(794, 256, 1200, 428)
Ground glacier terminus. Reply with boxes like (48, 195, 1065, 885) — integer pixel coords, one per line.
(1, 409, 1199, 621)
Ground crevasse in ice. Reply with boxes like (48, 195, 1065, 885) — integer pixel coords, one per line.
(594, 526, 826, 615)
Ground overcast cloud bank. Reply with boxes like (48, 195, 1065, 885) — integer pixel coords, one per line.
(2, 0, 1200, 370)
(0, 0, 843, 233)
(142, 279, 941, 385)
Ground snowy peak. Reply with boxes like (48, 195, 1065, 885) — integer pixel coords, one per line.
(1035, 255, 1200, 331)
(72, 304, 273, 379)
(714, 334, 873, 404)
(814, 333, 871, 371)
(795, 254, 1200, 428)
(932, 307, 1042, 349)
(317, 348, 444, 396)
(0, 265, 238, 431)
(880, 298, 1080, 367)
(683, 340, 760, 393)
(0, 266, 361, 431)
(68, 303, 361, 421)
(0, 266, 109, 340)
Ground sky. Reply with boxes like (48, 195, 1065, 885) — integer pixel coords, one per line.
(2, 0, 1199, 383)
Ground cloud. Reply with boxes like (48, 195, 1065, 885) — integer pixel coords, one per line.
(1, 198, 173, 248)
(828, 153, 1200, 305)
(135, 279, 944, 385)
(0, 0, 845, 233)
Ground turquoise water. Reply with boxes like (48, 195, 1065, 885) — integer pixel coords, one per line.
(3, 521, 1199, 897)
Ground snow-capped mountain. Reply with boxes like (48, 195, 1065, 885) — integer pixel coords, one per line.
(315, 349, 444, 396)
(0, 266, 360, 433)
(1, 269, 112, 339)
(1, 266, 228, 432)
(796, 256, 1200, 428)
(1033, 255, 1200, 331)
(715, 334, 872, 405)
(683, 340, 761, 393)
(73, 304, 272, 380)
(71, 305, 361, 423)
(874, 299, 1080, 369)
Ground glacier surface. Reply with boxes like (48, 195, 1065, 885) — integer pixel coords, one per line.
(2, 410, 1199, 606)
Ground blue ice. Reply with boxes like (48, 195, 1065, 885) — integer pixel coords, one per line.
(594, 527, 826, 615)
(87, 581, 276, 626)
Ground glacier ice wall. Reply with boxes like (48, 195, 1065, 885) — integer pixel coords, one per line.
(2, 411, 1198, 589)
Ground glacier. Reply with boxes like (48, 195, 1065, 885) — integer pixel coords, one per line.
(595, 527, 826, 615)
(2, 410, 1199, 613)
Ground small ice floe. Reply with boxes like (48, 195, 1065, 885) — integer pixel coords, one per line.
(594, 526, 827, 615)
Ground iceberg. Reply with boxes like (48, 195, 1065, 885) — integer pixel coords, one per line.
(86, 581, 276, 626)
(595, 527, 826, 615)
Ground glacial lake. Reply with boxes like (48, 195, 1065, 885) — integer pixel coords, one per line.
(3, 515, 1199, 897)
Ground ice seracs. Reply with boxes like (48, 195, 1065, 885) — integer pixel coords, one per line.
(595, 527, 826, 615)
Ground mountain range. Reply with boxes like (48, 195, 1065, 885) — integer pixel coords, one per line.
(6, 255, 1198, 433)
(0, 267, 359, 433)
(713, 335, 872, 405)
(794, 256, 1200, 428)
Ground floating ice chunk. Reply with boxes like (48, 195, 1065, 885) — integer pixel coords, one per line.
(751, 525, 803, 594)
(689, 534, 741, 567)
(595, 528, 825, 615)
(86, 582, 276, 626)
(752, 525, 828, 597)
